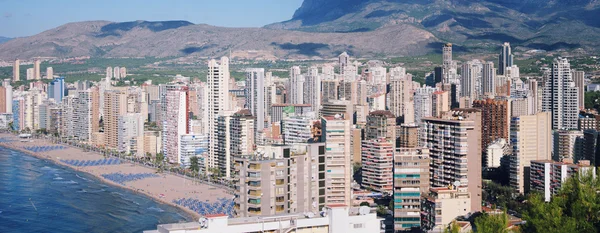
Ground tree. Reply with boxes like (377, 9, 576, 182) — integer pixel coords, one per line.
(444, 221, 462, 233)
(474, 212, 509, 233)
(155, 152, 165, 165)
(360, 202, 370, 207)
(375, 205, 387, 216)
(189, 156, 199, 173)
(521, 171, 598, 233)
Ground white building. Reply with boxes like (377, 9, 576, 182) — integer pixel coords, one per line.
(118, 113, 145, 156)
(289, 66, 304, 105)
(322, 115, 352, 206)
(207, 57, 231, 170)
(542, 58, 579, 130)
(179, 134, 207, 168)
(414, 86, 436, 124)
(283, 115, 314, 144)
(72, 90, 93, 141)
(162, 86, 189, 164)
(245, 68, 265, 135)
(144, 205, 382, 233)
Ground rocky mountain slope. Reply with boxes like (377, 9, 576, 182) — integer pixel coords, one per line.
(0, 20, 435, 60)
(267, 0, 600, 52)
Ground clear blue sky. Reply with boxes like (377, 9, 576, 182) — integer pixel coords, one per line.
(0, 0, 304, 37)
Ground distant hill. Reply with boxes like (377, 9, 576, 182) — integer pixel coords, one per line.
(0, 20, 436, 60)
(0, 37, 12, 44)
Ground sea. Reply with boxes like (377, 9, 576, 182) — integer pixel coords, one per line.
(0, 147, 191, 233)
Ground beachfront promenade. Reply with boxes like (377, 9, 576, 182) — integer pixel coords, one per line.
(0, 133, 235, 219)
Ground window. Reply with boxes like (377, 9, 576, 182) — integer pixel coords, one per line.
(353, 224, 364, 229)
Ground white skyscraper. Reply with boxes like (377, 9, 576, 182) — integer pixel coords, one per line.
(338, 52, 349, 75)
(460, 62, 478, 101)
(113, 67, 121, 80)
(207, 57, 231, 169)
(414, 86, 436, 124)
(388, 67, 414, 123)
(482, 62, 495, 96)
(72, 90, 93, 141)
(106, 67, 113, 79)
(46, 67, 53, 79)
(245, 68, 266, 135)
(289, 66, 304, 104)
(303, 67, 321, 113)
(542, 58, 579, 130)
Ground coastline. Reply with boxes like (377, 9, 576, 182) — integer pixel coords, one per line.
(0, 134, 232, 222)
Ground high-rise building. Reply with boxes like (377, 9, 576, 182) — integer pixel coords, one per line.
(422, 109, 482, 212)
(0, 87, 6, 114)
(472, 99, 510, 168)
(289, 66, 304, 104)
(118, 113, 145, 155)
(442, 43, 453, 69)
(48, 77, 66, 103)
(207, 57, 231, 170)
(26, 68, 34, 80)
(414, 86, 436, 124)
(572, 70, 585, 110)
(542, 58, 579, 130)
(46, 67, 53, 79)
(393, 148, 430, 232)
(245, 68, 265, 135)
(321, 115, 352, 206)
(389, 67, 415, 123)
(13, 59, 20, 82)
(431, 91, 449, 118)
(217, 112, 234, 178)
(72, 90, 93, 141)
(365, 110, 396, 141)
(162, 86, 189, 164)
(530, 159, 595, 201)
(321, 79, 339, 104)
(498, 42, 514, 76)
(362, 138, 394, 193)
(303, 70, 321, 114)
(106, 67, 113, 79)
(482, 62, 496, 96)
(34, 59, 41, 80)
(230, 109, 255, 158)
(583, 130, 600, 166)
(104, 90, 127, 149)
(113, 67, 121, 80)
(460, 62, 477, 101)
(509, 112, 552, 193)
(339, 52, 349, 75)
(552, 130, 584, 161)
(282, 115, 315, 144)
(397, 124, 419, 148)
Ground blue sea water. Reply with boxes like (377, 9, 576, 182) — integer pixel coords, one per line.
(0, 147, 190, 233)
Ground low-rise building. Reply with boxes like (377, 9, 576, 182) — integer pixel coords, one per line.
(421, 187, 472, 232)
(530, 159, 596, 201)
(144, 205, 382, 233)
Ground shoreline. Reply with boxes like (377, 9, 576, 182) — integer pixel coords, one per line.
(0, 134, 231, 222)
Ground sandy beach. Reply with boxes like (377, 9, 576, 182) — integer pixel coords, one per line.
(0, 133, 233, 221)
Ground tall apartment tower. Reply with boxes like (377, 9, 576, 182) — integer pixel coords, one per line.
(472, 99, 510, 168)
(366, 110, 397, 141)
(542, 58, 579, 130)
(414, 86, 436, 124)
(460, 62, 477, 101)
(245, 68, 266, 135)
(509, 112, 552, 193)
(230, 109, 256, 159)
(104, 90, 127, 149)
(289, 66, 304, 104)
(72, 90, 93, 141)
(422, 109, 482, 212)
(482, 62, 496, 96)
(498, 42, 514, 75)
(443, 43, 452, 69)
(13, 59, 20, 82)
(572, 70, 585, 110)
(362, 138, 395, 193)
(303, 68, 321, 113)
(339, 52, 349, 75)
(46, 67, 53, 80)
(207, 57, 231, 169)
(321, 115, 352, 206)
(34, 59, 41, 80)
(389, 67, 415, 123)
(162, 86, 190, 164)
(393, 148, 430, 232)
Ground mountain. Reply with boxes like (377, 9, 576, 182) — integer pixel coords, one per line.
(0, 37, 11, 44)
(1, 0, 599, 60)
(267, 0, 600, 52)
(0, 20, 436, 60)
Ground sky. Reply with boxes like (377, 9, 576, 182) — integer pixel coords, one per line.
(0, 0, 304, 37)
